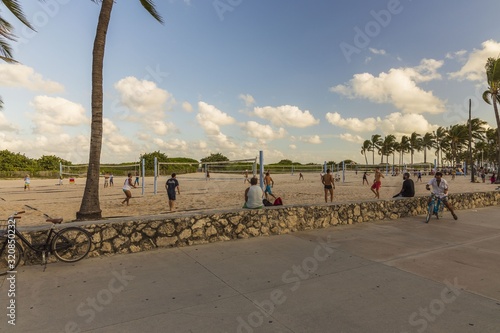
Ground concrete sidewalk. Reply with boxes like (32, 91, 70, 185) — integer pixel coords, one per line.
(1, 206, 500, 333)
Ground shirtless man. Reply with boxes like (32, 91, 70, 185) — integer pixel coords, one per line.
(322, 169, 335, 203)
(244, 170, 249, 184)
(264, 172, 276, 200)
(370, 168, 384, 199)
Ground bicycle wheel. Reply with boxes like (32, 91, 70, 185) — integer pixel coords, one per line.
(425, 200, 435, 223)
(0, 240, 23, 275)
(51, 227, 92, 263)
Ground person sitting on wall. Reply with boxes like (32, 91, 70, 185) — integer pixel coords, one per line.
(393, 172, 415, 198)
(243, 177, 263, 209)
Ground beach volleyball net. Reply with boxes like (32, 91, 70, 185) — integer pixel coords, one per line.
(204, 158, 257, 179)
(60, 163, 141, 178)
(157, 162, 201, 177)
(265, 164, 325, 175)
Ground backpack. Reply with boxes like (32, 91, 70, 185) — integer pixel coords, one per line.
(262, 199, 273, 207)
(273, 197, 283, 206)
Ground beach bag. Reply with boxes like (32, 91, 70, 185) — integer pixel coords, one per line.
(273, 197, 283, 206)
(262, 199, 273, 207)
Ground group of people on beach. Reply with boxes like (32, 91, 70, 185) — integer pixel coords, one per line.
(115, 163, 488, 223)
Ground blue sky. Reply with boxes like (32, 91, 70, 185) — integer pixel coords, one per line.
(1, 0, 500, 164)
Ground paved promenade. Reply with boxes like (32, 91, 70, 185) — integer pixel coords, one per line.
(1, 205, 500, 332)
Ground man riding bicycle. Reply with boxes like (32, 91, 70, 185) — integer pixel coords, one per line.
(426, 171, 458, 220)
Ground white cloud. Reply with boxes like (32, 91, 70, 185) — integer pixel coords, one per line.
(115, 76, 174, 117)
(30, 96, 89, 134)
(243, 121, 286, 142)
(102, 118, 134, 154)
(196, 101, 236, 135)
(182, 101, 193, 112)
(150, 120, 178, 136)
(339, 133, 364, 144)
(0, 112, 18, 132)
(378, 112, 437, 135)
(0, 63, 64, 93)
(239, 94, 256, 107)
(448, 40, 500, 81)
(325, 112, 377, 132)
(154, 138, 189, 151)
(326, 111, 437, 136)
(369, 48, 386, 55)
(211, 132, 237, 149)
(330, 59, 446, 114)
(289, 144, 297, 149)
(253, 105, 319, 127)
(299, 135, 322, 144)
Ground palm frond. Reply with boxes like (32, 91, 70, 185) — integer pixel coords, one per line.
(1, 0, 35, 31)
(140, 0, 164, 24)
(482, 91, 492, 105)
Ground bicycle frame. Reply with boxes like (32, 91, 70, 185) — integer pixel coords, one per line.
(10, 227, 57, 253)
(430, 195, 442, 214)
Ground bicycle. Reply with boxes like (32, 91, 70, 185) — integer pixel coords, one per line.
(425, 194, 444, 223)
(0, 211, 92, 275)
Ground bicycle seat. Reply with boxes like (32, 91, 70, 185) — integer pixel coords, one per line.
(46, 218, 63, 224)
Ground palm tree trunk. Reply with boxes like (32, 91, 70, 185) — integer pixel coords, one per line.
(76, 0, 114, 220)
(493, 98, 500, 183)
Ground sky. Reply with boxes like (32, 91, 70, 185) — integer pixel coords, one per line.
(1, 0, 500, 165)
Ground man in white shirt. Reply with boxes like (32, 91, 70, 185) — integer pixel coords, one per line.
(426, 171, 458, 220)
(243, 177, 263, 209)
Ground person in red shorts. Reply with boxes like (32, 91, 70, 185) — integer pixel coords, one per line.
(370, 168, 384, 199)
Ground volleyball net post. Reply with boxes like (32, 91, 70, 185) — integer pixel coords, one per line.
(154, 157, 158, 195)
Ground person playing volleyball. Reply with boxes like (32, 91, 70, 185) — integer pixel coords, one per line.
(370, 168, 384, 199)
(122, 173, 136, 206)
(166, 173, 180, 211)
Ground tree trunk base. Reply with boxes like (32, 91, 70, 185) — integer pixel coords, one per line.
(76, 210, 102, 221)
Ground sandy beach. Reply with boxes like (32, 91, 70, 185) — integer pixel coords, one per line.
(0, 171, 497, 227)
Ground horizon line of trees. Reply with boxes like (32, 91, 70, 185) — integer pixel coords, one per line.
(360, 118, 499, 169)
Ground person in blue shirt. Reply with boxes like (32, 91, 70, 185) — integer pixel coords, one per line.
(165, 173, 180, 212)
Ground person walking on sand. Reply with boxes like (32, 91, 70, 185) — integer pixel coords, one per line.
(244, 170, 249, 184)
(417, 170, 422, 182)
(166, 173, 180, 212)
(122, 173, 136, 206)
(264, 172, 276, 200)
(109, 173, 114, 187)
(370, 168, 384, 199)
(322, 169, 335, 203)
(299, 172, 304, 180)
(362, 171, 369, 185)
(24, 174, 31, 191)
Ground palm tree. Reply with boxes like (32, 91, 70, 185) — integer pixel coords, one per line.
(420, 132, 435, 164)
(76, 0, 164, 220)
(483, 56, 500, 183)
(409, 132, 421, 165)
(446, 124, 468, 167)
(0, 0, 35, 108)
(360, 140, 371, 165)
(380, 135, 396, 164)
(399, 135, 410, 165)
(370, 134, 382, 165)
(433, 126, 447, 168)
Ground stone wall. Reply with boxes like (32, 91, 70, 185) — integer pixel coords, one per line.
(18, 191, 500, 265)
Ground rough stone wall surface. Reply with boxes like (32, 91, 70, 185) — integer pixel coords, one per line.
(18, 192, 500, 265)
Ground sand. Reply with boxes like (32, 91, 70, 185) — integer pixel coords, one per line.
(0, 172, 497, 227)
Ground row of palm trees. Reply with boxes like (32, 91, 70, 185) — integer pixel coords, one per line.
(360, 119, 499, 169)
